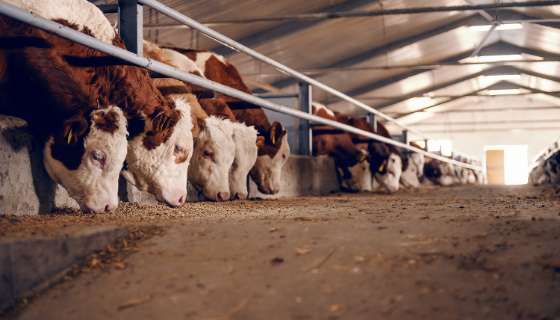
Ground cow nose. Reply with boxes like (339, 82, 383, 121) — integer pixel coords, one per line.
(177, 195, 185, 205)
(217, 192, 230, 201)
(233, 192, 248, 200)
(104, 204, 111, 212)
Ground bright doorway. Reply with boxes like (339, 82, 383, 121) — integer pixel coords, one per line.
(484, 145, 528, 185)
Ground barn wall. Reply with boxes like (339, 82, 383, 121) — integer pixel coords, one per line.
(427, 129, 560, 165)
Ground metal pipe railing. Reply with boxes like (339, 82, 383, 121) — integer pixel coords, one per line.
(0, 1, 482, 171)
(137, 0, 429, 140)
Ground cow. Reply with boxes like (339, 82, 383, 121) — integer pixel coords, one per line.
(0, 19, 128, 213)
(544, 151, 560, 185)
(529, 161, 548, 186)
(144, 43, 258, 200)
(337, 113, 404, 193)
(311, 104, 371, 192)
(171, 48, 289, 195)
(144, 42, 238, 201)
(400, 142, 425, 189)
(423, 157, 456, 186)
(4, 0, 195, 207)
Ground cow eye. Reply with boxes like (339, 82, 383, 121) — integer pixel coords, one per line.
(174, 145, 185, 155)
(91, 150, 107, 167)
(203, 149, 213, 158)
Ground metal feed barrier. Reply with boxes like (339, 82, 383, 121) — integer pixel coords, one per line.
(0, 0, 482, 171)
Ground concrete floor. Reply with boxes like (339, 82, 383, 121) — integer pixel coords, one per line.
(3, 185, 560, 320)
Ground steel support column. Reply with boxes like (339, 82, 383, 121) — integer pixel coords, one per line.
(118, 0, 143, 55)
(298, 82, 313, 156)
(367, 113, 377, 133)
(402, 130, 409, 145)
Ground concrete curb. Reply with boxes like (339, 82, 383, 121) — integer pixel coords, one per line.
(0, 226, 128, 313)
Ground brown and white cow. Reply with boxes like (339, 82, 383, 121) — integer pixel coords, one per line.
(311, 104, 371, 192)
(0, 18, 128, 213)
(172, 49, 289, 195)
(335, 113, 404, 193)
(423, 157, 456, 186)
(197, 98, 259, 200)
(399, 142, 425, 189)
(5, 0, 195, 207)
(144, 43, 258, 201)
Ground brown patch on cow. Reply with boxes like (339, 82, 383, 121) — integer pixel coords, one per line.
(311, 107, 368, 174)
(175, 147, 189, 164)
(92, 109, 120, 133)
(143, 108, 181, 150)
(145, 45, 214, 99)
(198, 98, 236, 122)
(166, 47, 200, 63)
(51, 113, 91, 170)
(342, 116, 408, 173)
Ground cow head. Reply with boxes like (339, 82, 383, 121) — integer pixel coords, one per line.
(229, 123, 258, 200)
(545, 152, 560, 184)
(374, 152, 403, 193)
(44, 106, 128, 213)
(530, 162, 548, 185)
(424, 159, 455, 186)
(121, 98, 193, 207)
(369, 142, 403, 193)
(250, 122, 289, 194)
(189, 117, 236, 201)
(400, 152, 425, 188)
(334, 148, 372, 192)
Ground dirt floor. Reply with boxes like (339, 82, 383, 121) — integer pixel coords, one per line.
(2, 185, 560, 320)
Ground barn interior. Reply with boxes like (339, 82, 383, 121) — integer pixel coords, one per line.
(1, 0, 560, 319)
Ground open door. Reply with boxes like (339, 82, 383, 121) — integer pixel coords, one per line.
(486, 149, 505, 185)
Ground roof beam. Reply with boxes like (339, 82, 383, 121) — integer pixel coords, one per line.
(351, 43, 560, 110)
(418, 126, 560, 133)
(393, 79, 560, 124)
(397, 105, 560, 114)
(272, 13, 478, 89)
(211, 0, 374, 56)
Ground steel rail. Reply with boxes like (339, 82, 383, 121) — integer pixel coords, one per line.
(0, 2, 483, 170)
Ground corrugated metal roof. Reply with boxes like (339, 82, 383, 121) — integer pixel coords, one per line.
(95, 0, 560, 128)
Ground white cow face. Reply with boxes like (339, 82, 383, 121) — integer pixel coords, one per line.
(336, 149, 371, 192)
(189, 117, 236, 201)
(251, 133, 290, 194)
(44, 106, 128, 213)
(375, 153, 402, 193)
(438, 162, 456, 186)
(122, 98, 193, 207)
(400, 152, 424, 188)
(229, 123, 258, 200)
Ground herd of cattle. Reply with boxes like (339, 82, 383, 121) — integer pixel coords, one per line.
(0, 0, 483, 213)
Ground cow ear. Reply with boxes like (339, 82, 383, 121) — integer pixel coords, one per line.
(152, 109, 180, 133)
(62, 115, 89, 145)
(358, 149, 368, 162)
(256, 135, 266, 148)
(269, 121, 285, 146)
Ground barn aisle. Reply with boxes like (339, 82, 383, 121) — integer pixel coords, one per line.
(4, 186, 560, 320)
